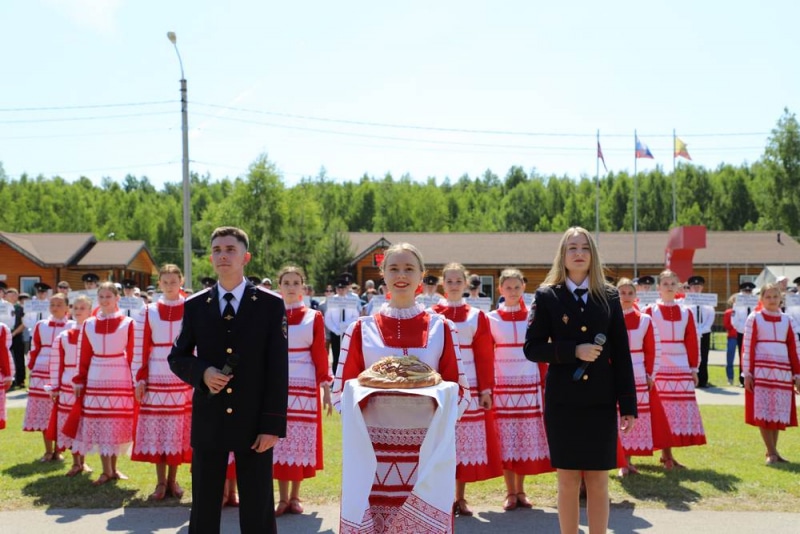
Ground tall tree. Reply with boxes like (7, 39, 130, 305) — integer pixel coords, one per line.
(762, 107, 800, 234)
(310, 218, 355, 289)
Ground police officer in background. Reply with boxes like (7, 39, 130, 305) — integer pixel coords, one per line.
(634, 275, 656, 293)
(731, 281, 756, 386)
(82, 272, 100, 290)
(324, 276, 360, 376)
(684, 275, 716, 388)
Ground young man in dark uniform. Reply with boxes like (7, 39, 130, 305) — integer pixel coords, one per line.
(168, 226, 288, 534)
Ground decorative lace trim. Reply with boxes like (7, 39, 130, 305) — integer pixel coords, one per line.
(444, 299, 466, 308)
(368, 426, 428, 446)
(379, 304, 426, 320)
(134, 413, 191, 456)
(285, 301, 305, 310)
(273, 420, 318, 466)
(456, 419, 490, 465)
(497, 418, 551, 462)
(500, 303, 521, 312)
(73, 418, 133, 456)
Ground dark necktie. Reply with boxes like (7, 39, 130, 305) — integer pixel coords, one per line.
(574, 288, 587, 312)
(223, 293, 236, 321)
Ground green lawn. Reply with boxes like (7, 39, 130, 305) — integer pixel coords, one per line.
(2, 381, 799, 512)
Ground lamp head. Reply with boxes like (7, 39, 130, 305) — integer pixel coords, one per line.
(167, 32, 177, 44)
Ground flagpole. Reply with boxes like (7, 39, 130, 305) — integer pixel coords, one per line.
(634, 130, 638, 278)
(672, 128, 677, 225)
(595, 129, 600, 245)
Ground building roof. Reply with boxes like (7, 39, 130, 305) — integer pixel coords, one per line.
(347, 231, 800, 267)
(0, 232, 95, 266)
(76, 240, 153, 268)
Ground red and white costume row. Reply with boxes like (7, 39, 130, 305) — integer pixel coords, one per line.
(131, 296, 192, 465)
(742, 310, 800, 430)
(620, 308, 661, 456)
(645, 303, 706, 448)
(487, 302, 552, 474)
(71, 312, 136, 456)
(272, 302, 332, 480)
(23, 317, 69, 433)
(431, 300, 502, 482)
(51, 324, 81, 449)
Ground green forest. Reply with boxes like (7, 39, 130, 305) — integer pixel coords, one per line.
(2, 109, 799, 288)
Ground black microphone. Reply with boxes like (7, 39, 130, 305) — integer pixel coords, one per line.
(572, 333, 607, 382)
(208, 353, 240, 398)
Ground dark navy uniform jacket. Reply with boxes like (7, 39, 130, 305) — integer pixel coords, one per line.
(523, 284, 637, 417)
(168, 282, 289, 450)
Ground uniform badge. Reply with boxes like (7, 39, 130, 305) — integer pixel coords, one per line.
(562, 314, 569, 325)
(281, 315, 288, 339)
(206, 297, 213, 304)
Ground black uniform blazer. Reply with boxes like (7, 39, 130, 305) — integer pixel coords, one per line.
(168, 282, 289, 450)
(523, 284, 637, 417)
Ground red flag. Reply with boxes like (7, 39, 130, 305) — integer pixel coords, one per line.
(597, 141, 608, 172)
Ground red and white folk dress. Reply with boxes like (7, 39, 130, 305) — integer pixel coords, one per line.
(743, 310, 800, 430)
(23, 317, 69, 432)
(72, 311, 136, 456)
(619, 309, 660, 456)
(646, 303, 706, 447)
(131, 296, 192, 465)
(50, 325, 81, 449)
(0, 323, 12, 429)
(431, 300, 502, 482)
(333, 304, 468, 534)
(273, 302, 332, 480)
(488, 303, 552, 474)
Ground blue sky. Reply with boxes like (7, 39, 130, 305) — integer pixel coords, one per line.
(1, 0, 798, 188)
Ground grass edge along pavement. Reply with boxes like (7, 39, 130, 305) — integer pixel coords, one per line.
(1, 365, 799, 514)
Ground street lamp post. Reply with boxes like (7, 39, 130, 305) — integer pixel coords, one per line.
(167, 31, 192, 290)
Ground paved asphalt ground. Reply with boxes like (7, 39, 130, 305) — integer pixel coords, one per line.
(4, 350, 799, 532)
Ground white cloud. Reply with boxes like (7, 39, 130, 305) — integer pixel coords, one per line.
(45, 0, 123, 35)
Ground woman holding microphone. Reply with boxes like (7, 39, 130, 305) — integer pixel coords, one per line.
(524, 226, 637, 534)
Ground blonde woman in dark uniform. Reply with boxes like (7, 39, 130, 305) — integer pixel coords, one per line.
(524, 227, 637, 534)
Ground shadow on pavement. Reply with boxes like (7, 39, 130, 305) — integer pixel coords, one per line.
(22, 473, 137, 509)
(618, 466, 740, 511)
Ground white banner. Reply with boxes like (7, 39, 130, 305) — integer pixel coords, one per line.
(326, 295, 361, 312)
(68, 289, 98, 308)
(24, 299, 51, 314)
(683, 293, 719, 307)
(735, 294, 760, 308)
(119, 296, 145, 311)
(636, 291, 660, 306)
(0, 303, 13, 328)
(784, 294, 800, 308)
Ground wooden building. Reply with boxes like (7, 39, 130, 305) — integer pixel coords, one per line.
(346, 231, 800, 307)
(0, 232, 158, 294)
